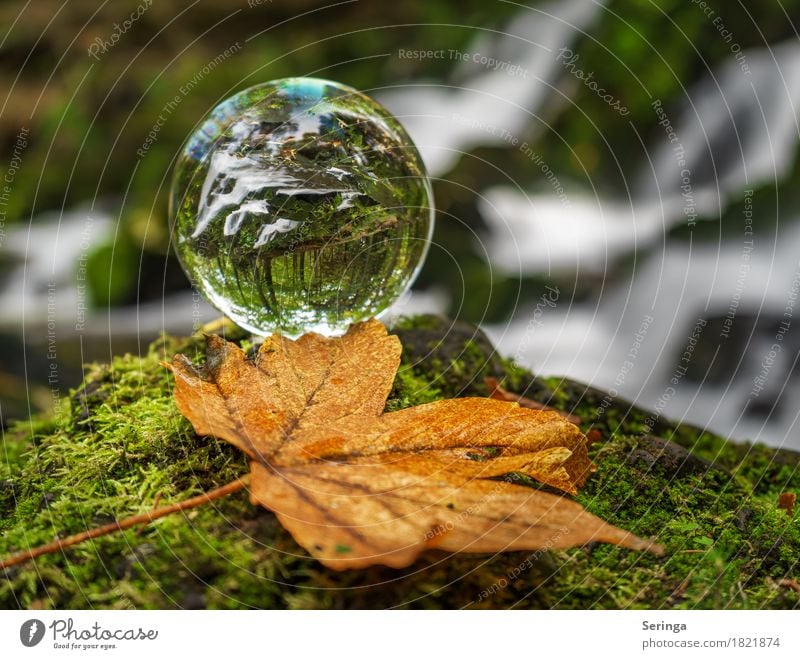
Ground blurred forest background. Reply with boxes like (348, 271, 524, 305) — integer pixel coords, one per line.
(2, 0, 800, 448)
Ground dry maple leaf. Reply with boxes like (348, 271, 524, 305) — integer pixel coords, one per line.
(167, 319, 661, 570)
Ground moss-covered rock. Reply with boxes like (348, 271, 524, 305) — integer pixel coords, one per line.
(1, 315, 798, 609)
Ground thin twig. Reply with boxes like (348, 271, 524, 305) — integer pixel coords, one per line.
(136, 492, 164, 536)
(485, 377, 583, 425)
(0, 476, 249, 570)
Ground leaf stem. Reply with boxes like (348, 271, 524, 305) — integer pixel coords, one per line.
(0, 476, 249, 570)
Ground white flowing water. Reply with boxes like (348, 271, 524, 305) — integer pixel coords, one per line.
(380, 4, 800, 449)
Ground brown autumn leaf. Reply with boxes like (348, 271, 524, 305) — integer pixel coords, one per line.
(167, 319, 662, 570)
(778, 492, 796, 516)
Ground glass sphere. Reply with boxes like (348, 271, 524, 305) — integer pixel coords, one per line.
(170, 77, 433, 337)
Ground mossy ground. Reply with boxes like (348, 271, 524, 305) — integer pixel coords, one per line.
(1, 315, 798, 609)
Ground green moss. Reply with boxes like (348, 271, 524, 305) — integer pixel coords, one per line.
(392, 314, 521, 398)
(559, 437, 800, 609)
(385, 363, 442, 413)
(1, 316, 798, 609)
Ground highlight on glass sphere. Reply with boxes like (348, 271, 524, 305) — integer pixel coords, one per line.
(170, 77, 434, 337)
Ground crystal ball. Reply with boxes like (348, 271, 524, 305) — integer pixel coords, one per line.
(170, 77, 434, 337)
